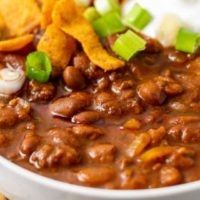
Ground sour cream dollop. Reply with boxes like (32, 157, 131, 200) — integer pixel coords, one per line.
(123, 0, 200, 46)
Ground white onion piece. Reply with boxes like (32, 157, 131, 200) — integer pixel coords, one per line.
(0, 68, 25, 95)
(157, 14, 182, 46)
(94, 0, 119, 16)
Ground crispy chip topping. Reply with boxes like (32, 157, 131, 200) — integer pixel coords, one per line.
(0, 34, 34, 52)
(37, 24, 76, 76)
(41, 0, 58, 29)
(0, 0, 41, 51)
(0, 0, 41, 37)
(52, 0, 125, 71)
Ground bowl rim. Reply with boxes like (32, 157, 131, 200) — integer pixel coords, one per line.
(0, 156, 200, 199)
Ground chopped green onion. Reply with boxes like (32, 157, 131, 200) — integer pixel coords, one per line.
(175, 27, 200, 53)
(111, 30, 146, 61)
(92, 11, 126, 38)
(75, 0, 91, 7)
(84, 7, 100, 23)
(94, 0, 120, 16)
(26, 51, 52, 83)
(124, 3, 152, 30)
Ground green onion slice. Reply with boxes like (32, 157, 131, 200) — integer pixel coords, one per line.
(92, 11, 126, 38)
(124, 3, 152, 30)
(94, 0, 120, 16)
(175, 27, 200, 54)
(84, 7, 100, 23)
(112, 30, 146, 61)
(26, 51, 52, 83)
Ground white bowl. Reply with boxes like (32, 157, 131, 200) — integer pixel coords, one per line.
(0, 156, 200, 200)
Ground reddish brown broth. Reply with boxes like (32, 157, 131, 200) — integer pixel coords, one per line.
(1, 45, 200, 189)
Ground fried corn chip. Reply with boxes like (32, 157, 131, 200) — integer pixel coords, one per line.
(0, 35, 34, 52)
(0, 34, 34, 52)
(37, 24, 76, 76)
(0, 0, 41, 37)
(52, 0, 125, 71)
(41, 0, 58, 29)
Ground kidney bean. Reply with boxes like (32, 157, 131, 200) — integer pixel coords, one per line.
(77, 167, 115, 185)
(72, 111, 102, 124)
(50, 92, 91, 118)
(70, 92, 92, 106)
(20, 132, 40, 156)
(137, 81, 166, 105)
(50, 97, 84, 117)
(63, 66, 86, 90)
(95, 92, 114, 105)
(73, 52, 90, 72)
(94, 92, 123, 115)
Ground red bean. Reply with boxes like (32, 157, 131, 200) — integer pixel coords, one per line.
(63, 66, 86, 90)
(20, 132, 40, 156)
(137, 81, 166, 105)
(77, 167, 115, 185)
(72, 111, 102, 124)
(50, 93, 91, 118)
(50, 97, 84, 117)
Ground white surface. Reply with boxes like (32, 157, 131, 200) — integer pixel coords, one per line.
(1, 155, 200, 200)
